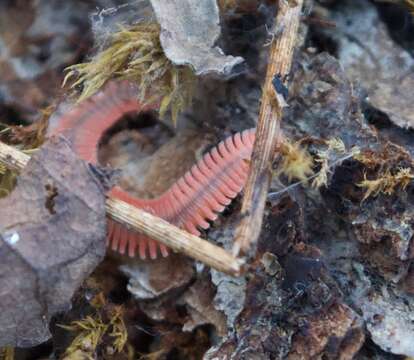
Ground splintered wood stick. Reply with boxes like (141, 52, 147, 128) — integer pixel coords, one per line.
(0, 141, 243, 275)
(232, 0, 304, 256)
(0, 141, 30, 170)
(106, 198, 243, 274)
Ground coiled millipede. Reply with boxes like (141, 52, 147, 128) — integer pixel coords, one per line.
(49, 81, 256, 260)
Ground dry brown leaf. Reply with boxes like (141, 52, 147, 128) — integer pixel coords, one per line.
(0, 136, 108, 347)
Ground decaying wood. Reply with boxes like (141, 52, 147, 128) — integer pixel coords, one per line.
(232, 0, 304, 256)
(0, 140, 243, 275)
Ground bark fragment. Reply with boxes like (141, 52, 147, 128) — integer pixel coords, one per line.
(288, 303, 365, 360)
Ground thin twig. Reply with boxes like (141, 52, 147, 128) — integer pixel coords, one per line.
(232, 0, 304, 256)
(106, 198, 244, 275)
(0, 141, 243, 276)
(0, 142, 30, 170)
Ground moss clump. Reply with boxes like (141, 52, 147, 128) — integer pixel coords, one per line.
(60, 315, 108, 360)
(354, 141, 414, 200)
(64, 23, 196, 125)
(59, 293, 129, 360)
(312, 138, 359, 188)
(277, 140, 314, 182)
(358, 167, 414, 201)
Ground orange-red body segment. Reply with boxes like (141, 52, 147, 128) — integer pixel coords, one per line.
(49, 81, 256, 259)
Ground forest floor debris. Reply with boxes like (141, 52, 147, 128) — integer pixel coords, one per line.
(1, 0, 414, 358)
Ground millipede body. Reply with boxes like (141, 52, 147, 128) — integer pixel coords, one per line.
(49, 81, 256, 260)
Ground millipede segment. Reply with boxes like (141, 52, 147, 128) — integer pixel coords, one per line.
(50, 81, 257, 260)
(163, 129, 255, 237)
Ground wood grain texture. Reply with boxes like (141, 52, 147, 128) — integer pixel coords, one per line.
(0, 141, 30, 170)
(233, 0, 304, 256)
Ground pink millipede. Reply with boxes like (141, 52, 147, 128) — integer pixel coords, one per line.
(49, 81, 257, 260)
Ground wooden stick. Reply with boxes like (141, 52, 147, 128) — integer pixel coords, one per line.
(0, 141, 30, 170)
(232, 0, 304, 256)
(106, 198, 243, 274)
(0, 141, 243, 275)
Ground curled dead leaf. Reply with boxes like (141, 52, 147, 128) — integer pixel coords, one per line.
(0, 136, 108, 347)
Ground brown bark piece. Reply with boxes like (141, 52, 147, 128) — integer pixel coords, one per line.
(288, 303, 365, 360)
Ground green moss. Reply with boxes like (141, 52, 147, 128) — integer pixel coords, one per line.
(59, 294, 129, 359)
(64, 23, 196, 125)
(277, 140, 314, 182)
(358, 167, 414, 201)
